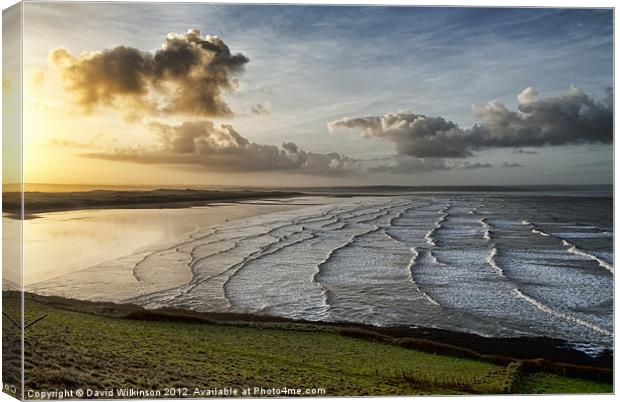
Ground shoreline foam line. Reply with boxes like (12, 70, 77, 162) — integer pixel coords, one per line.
(313, 225, 385, 313)
(425, 206, 449, 247)
(513, 289, 612, 337)
(480, 217, 492, 241)
(485, 246, 506, 278)
(482, 228, 609, 337)
(561, 240, 614, 274)
(406, 248, 440, 306)
(523, 220, 613, 273)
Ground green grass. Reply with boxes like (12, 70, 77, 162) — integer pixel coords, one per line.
(1, 298, 612, 397)
(519, 373, 613, 394)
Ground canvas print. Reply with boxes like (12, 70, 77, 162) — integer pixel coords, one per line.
(1, 1, 614, 398)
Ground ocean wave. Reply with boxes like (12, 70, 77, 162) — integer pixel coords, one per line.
(313, 225, 384, 310)
(552, 231, 613, 238)
(54, 195, 610, 350)
(523, 219, 613, 273)
(190, 240, 240, 275)
(481, 234, 610, 338)
(223, 231, 319, 307)
(406, 248, 440, 306)
(388, 202, 428, 226)
(561, 240, 614, 274)
(531, 228, 550, 237)
(424, 207, 449, 247)
(479, 218, 492, 241)
(485, 246, 506, 278)
(512, 288, 612, 336)
(428, 250, 447, 267)
(355, 207, 392, 224)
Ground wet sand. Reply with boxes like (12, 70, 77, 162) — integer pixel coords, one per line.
(21, 197, 342, 294)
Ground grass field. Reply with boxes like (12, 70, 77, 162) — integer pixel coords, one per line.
(2, 297, 613, 397)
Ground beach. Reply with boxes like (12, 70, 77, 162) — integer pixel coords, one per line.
(4, 196, 337, 287)
(2, 188, 614, 396)
(16, 190, 613, 355)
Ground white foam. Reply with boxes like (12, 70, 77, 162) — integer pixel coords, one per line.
(479, 218, 492, 241)
(561, 240, 614, 273)
(523, 220, 611, 272)
(406, 248, 440, 306)
(425, 210, 447, 247)
(513, 289, 612, 336)
(429, 251, 447, 267)
(531, 228, 550, 237)
(485, 247, 505, 277)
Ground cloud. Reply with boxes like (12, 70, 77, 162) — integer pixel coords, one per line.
(50, 29, 249, 118)
(472, 86, 612, 147)
(251, 102, 271, 115)
(567, 159, 613, 169)
(460, 162, 493, 170)
(328, 112, 472, 158)
(50, 138, 94, 149)
(367, 156, 452, 174)
(501, 162, 523, 168)
(514, 148, 538, 155)
(80, 121, 358, 175)
(49, 133, 117, 149)
(328, 87, 612, 158)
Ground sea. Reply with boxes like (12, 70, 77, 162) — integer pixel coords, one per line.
(16, 189, 614, 354)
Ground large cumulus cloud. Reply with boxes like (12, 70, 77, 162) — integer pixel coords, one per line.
(82, 121, 358, 175)
(474, 86, 612, 147)
(328, 87, 612, 158)
(329, 113, 472, 158)
(50, 29, 248, 117)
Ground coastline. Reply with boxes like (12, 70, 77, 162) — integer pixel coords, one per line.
(3, 290, 612, 396)
(19, 197, 331, 290)
(19, 291, 611, 371)
(3, 185, 611, 219)
(2, 189, 308, 219)
(16, 193, 614, 355)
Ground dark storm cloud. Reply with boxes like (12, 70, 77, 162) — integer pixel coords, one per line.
(50, 29, 249, 117)
(329, 87, 612, 158)
(82, 121, 359, 175)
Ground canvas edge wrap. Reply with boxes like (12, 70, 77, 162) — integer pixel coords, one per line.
(3, 1, 24, 400)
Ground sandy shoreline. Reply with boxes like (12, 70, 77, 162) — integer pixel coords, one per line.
(22, 196, 343, 298)
(10, 193, 613, 360)
(2, 189, 306, 219)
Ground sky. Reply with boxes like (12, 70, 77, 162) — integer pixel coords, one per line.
(13, 3, 614, 187)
